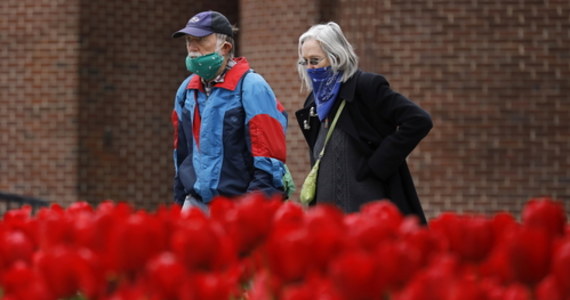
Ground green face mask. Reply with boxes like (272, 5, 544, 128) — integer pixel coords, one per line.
(185, 52, 225, 81)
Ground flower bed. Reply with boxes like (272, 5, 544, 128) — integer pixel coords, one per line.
(0, 195, 568, 300)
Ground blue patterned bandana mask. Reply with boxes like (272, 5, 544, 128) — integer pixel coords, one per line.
(307, 66, 343, 121)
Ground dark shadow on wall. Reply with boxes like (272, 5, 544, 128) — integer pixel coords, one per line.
(76, 0, 238, 209)
(0, 191, 49, 216)
(319, 0, 338, 23)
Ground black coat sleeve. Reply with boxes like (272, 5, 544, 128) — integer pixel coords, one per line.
(358, 73, 433, 180)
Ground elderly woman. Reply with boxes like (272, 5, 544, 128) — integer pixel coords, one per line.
(295, 22, 432, 223)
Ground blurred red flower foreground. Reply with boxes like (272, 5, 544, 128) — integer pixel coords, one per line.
(1, 195, 569, 300)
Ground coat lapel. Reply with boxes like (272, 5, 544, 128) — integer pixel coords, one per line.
(336, 72, 372, 154)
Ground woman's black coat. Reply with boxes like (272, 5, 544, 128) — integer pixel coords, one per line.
(295, 70, 432, 223)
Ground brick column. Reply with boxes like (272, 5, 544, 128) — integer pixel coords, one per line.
(75, 1, 239, 207)
(239, 0, 322, 199)
(0, 0, 80, 205)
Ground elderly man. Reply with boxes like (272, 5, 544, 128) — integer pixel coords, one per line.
(171, 11, 289, 210)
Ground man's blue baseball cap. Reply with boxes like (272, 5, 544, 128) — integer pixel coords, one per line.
(172, 11, 233, 38)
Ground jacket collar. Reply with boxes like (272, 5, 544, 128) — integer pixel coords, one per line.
(338, 70, 360, 103)
(186, 57, 251, 92)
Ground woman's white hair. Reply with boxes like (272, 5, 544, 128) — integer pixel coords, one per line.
(297, 22, 359, 91)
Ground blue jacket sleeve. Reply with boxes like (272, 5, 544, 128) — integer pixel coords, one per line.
(172, 78, 191, 204)
(240, 73, 288, 197)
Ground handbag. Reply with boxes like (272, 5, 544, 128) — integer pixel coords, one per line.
(299, 100, 346, 205)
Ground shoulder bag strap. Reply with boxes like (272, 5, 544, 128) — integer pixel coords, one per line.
(317, 99, 346, 159)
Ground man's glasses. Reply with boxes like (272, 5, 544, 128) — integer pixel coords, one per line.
(298, 57, 325, 66)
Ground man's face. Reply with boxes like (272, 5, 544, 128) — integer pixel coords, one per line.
(185, 34, 227, 58)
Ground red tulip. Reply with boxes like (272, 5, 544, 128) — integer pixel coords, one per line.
(280, 283, 314, 300)
(34, 246, 89, 299)
(479, 278, 510, 300)
(106, 212, 168, 275)
(535, 276, 565, 300)
(265, 222, 315, 282)
(522, 197, 566, 237)
(375, 239, 423, 291)
(6, 204, 33, 215)
(392, 255, 459, 300)
(508, 227, 552, 286)
(479, 282, 532, 300)
(0, 261, 52, 300)
(75, 248, 107, 299)
(36, 205, 75, 249)
(272, 200, 305, 231)
(213, 193, 281, 256)
(344, 214, 397, 253)
(1, 205, 38, 248)
(329, 250, 382, 300)
(280, 274, 343, 300)
(2, 193, 568, 299)
(96, 200, 132, 215)
(398, 216, 423, 235)
(104, 283, 149, 300)
(209, 196, 236, 218)
(446, 272, 487, 300)
(0, 230, 35, 267)
(551, 238, 570, 297)
(400, 228, 446, 269)
(475, 212, 520, 283)
(343, 201, 403, 252)
(501, 283, 532, 300)
(145, 252, 188, 299)
(305, 205, 346, 271)
(171, 216, 236, 272)
(246, 269, 282, 300)
(179, 271, 241, 300)
(70, 210, 99, 250)
(87, 207, 132, 259)
(360, 200, 405, 231)
(66, 201, 94, 214)
(430, 213, 494, 263)
(478, 239, 516, 284)
(489, 212, 518, 241)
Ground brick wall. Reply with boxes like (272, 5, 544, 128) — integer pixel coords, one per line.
(0, 0, 80, 204)
(1, 0, 568, 220)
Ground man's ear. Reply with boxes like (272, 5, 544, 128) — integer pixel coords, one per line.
(221, 42, 232, 56)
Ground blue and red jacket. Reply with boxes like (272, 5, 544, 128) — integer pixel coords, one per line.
(172, 57, 288, 204)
